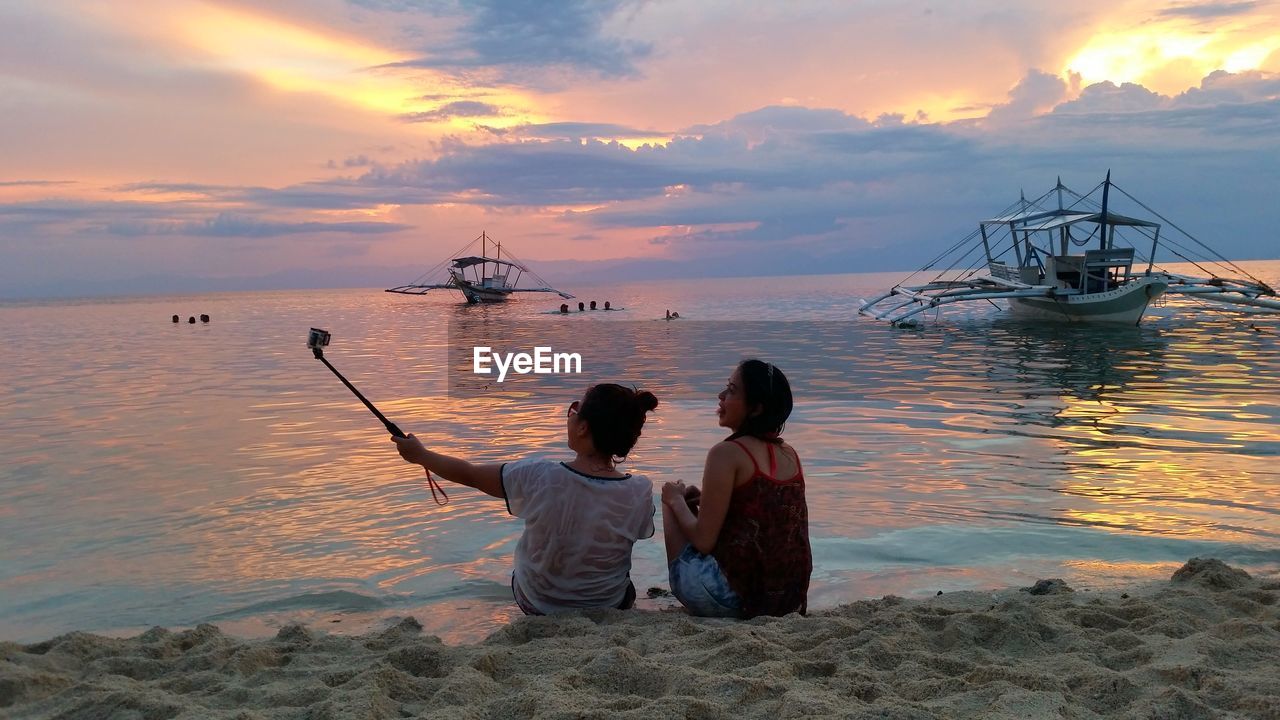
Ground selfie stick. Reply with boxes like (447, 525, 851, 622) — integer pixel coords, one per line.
(308, 328, 448, 505)
(308, 328, 405, 438)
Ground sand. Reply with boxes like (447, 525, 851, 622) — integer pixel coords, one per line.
(3, 558, 1278, 719)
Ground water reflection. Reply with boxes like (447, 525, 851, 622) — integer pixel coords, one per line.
(813, 314, 1279, 570)
(1, 269, 1278, 643)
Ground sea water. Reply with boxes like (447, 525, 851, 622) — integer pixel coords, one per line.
(2, 265, 1278, 643)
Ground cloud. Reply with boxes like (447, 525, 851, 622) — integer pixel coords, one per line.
(357, 140, 682, 206)
(399, 100, 503, 122)
(1049, 69, 1280, 116)
(1157, 1, 1258, 19)
(346, 0, 443, 11)
(241, 183, 448, 210)
(357, 87, 1263, 212)
(111, 181, 443, 211)
(687, 105, 872, 137)
(338, 155, 374, 168)
(984, 69, 1070, 125)
(0, 179, 76, 187)
(806, 123, 976, 158)
(0, 199, 151, 225)
(348, 76, 1280, 265)
(5, 67, 1280, 295)
(113, 182, 239, 196)
(351, 106, 981, 214)
(377, 0, 652, 84)
(500, 122, 667, 140)
(103, 213, 410, 238)
(0, 197, 411, 239)
(1172, 69, 1280, 107)
(1052, 80, 1168, 114)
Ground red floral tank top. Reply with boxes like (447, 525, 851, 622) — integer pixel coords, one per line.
(711, 440, 812, 617)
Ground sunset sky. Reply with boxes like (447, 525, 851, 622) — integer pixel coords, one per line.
(2, 0, 1278, 297)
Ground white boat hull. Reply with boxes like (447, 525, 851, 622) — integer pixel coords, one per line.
(458, 283, 512, 304)
(1007, 276, 1168, 325)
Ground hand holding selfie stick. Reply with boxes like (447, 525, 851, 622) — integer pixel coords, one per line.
(307, 328, 448, 505)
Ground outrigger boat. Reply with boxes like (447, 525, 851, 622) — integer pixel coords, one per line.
(859, 173, 1280, 326)
(386, 231, 574, 304)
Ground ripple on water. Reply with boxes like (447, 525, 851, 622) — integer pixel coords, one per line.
(1, 267, 1279, 641)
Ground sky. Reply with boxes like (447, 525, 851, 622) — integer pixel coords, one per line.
(1, 0, 1279, 298)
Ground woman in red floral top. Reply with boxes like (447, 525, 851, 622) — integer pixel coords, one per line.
(661, 359, 811, 618)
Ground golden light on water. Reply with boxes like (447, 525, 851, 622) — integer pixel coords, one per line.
(4, 273, 1280, 643)
(177, 393, 563, 585)
(1049, 374, 1279, 541)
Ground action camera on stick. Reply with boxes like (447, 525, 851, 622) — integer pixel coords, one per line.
(307, 328, 331, 356)
(307, 327, 405, 438)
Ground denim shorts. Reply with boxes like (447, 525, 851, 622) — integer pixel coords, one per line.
(668, 545, 744, 617)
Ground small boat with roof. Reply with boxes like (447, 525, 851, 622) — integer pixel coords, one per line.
(859, 172, 1280, 326)
(386, 231, 574, 304)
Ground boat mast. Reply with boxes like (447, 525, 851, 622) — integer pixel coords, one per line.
(1099, 171, 1111, 251)
(1010, 190, 1025, 267)
(1057, 177, 1068, 256)
(495, 239, 503, 288)
(1148, 227, 1159, 275)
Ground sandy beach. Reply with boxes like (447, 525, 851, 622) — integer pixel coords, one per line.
(2, 558, 1277, 719)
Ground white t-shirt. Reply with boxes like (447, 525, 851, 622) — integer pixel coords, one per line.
(501, 458, 656, 614)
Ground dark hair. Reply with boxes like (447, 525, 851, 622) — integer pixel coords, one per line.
(577, 384, 659, 463)
(726, 359, 792, 443)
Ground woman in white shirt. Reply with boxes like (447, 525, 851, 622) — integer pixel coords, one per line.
(392, 384, 658, 614)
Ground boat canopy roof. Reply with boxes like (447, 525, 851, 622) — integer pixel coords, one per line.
(982, 207, 1160, 230)
(451, 256, 528, 271)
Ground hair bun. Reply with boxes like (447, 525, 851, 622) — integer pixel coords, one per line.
(635, 390, 658, 413)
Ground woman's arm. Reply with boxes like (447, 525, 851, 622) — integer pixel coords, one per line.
(662, 442, 741, 554)
(393, 434, 505, 498)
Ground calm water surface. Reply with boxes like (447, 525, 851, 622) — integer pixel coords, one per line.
(2, 265, 1278, 643)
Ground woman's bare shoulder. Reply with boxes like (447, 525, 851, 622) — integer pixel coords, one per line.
(707, 439, 751, 467)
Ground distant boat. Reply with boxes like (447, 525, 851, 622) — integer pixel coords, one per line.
(386, 231, 574, 304)
(859, 172, 1280, 326)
